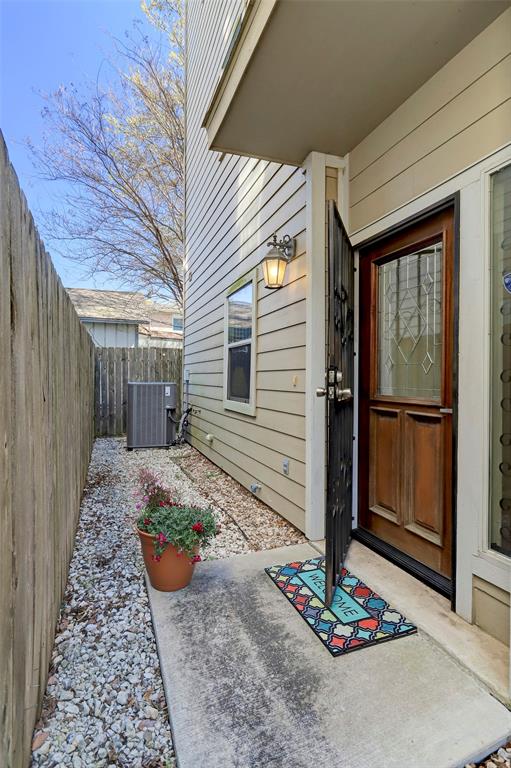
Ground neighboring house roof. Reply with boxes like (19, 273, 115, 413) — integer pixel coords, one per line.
(67, 288, 183, 340)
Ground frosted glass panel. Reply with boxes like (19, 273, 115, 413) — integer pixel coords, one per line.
(377, 243, 443, 399)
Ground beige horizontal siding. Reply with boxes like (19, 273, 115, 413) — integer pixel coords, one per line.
(257, 346, 306, 372)
(190, 407, 306, 462)
(188, 392, 306, 439)
(187, 426, 305, 530)
(473, 576, 510, 647)
(256, 370, 305, 393)
(349, 7, 511, 232)
(186, 0, 307, 529)
(186, 183, 306, 314)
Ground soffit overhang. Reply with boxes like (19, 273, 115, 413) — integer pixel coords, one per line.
(203, 0, 510, 166)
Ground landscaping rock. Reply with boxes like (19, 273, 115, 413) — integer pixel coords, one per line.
(32, 731, 48, 752)
(116, 691, 129, 706)
(30, 439, 177, 767)
(478, 742, 511, 768)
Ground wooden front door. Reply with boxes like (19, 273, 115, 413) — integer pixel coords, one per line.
(358, 207, 455, 584)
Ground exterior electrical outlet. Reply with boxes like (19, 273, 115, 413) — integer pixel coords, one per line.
(127, 382, 178, 449)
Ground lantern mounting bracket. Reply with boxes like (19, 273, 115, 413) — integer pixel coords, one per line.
(266, 233, 295, 262)
(261, 233, 296, 289)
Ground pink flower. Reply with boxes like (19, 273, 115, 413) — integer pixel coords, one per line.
(152, 554, 161, 562)
(156, 532, 167, 545)
(192, 555, 202, 563)
(143, 518, 152, 526)
(159, 501, 165, 507)
(143, 495, 149, 503)
(192, 522, 204, 534)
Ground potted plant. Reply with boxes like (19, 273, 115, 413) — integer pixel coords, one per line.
(134, 469, 218, 591)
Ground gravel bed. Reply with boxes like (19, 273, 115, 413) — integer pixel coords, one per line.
(31, 437, 304, 767)
(472, 742, 511, 768)
(177, 449, 306, 554)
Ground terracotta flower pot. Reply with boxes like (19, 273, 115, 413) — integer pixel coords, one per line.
(137, 528, 198, 592)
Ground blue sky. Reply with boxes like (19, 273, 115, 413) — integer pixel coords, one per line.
(1, 0, 153, 289)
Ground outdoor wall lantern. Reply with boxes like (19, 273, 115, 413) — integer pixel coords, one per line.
(261, 234, 296, 289)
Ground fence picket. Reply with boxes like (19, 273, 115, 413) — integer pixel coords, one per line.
(0, 134, 95, 768)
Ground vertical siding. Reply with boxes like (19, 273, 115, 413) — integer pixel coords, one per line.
(349, 7, 511, 232)
(186, 0, 307, 530)
(83, 320, 139, 348)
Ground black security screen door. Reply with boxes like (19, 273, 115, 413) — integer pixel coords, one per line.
(321, 200, 355, 606)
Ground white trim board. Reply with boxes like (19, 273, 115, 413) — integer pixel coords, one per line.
(303, 151, 350, 540)
(304, 151, 327, 540)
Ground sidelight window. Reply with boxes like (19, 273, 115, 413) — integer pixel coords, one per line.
(224, 276, 256, 415)
(490, 163, 511, 557)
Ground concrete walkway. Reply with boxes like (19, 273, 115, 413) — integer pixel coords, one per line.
(148, 544, 511, 768)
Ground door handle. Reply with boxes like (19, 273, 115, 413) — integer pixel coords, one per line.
(336, 387, 352, 402)
(439, 407, 453, 414)
(317, 384, 353, 401)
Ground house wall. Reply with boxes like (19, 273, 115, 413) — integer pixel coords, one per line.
(348, 5, 511, 641)
(473, 576, 510, 647)
(348, 6, 511, 234)
(83, 320, 139, 348)
(185, 0, 307, 530)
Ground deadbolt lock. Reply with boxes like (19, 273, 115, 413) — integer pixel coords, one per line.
(328, 369, 343, 385)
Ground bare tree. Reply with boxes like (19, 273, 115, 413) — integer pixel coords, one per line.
(28, 1, 184, 305)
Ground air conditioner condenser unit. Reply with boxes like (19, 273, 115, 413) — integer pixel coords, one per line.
(127, 382, 178, 449)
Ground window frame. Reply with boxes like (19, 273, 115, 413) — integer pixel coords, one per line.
(172, 315, 184, 332)
(223, 272, 257, 416)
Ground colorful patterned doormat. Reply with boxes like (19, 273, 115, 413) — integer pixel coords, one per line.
(265, 557, 416, 656)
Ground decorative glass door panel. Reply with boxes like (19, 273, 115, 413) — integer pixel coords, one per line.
(377, 243, 443, 401)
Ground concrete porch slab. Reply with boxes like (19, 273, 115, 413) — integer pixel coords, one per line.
(148, 544, 511, 768)
(311, 539, 510, 704)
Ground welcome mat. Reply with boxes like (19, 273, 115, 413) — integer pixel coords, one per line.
(265, 556, 416, 656)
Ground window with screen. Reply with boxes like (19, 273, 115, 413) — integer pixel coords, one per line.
(224, 279, 255, 413)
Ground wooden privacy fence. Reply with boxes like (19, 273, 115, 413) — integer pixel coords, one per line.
(0, 135, 95, 767)
(94, 346, 182, 436)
